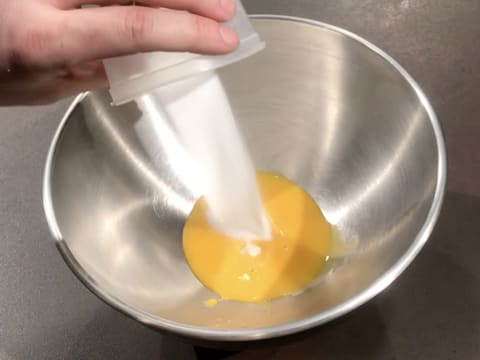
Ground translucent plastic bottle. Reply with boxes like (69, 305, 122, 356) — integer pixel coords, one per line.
(104, 1, 271, 249)
(103, 0, 264, 105)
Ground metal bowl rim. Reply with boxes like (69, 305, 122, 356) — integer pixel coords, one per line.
(42, 15, 447, 342)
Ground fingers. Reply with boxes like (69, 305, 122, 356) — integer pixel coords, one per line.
(49, 6, 239, 66)
(58, 0, 236, 22)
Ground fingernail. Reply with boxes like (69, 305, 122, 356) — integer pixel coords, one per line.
(219, 27, 239, 47)
(220, 0, 236, 15)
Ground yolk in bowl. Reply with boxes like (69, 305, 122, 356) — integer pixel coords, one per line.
(183, 172, 332, 303)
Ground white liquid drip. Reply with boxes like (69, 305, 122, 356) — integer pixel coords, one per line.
(154, 73, 271, 254)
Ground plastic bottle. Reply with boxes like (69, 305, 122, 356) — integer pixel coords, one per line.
(103, 0, 264, 105)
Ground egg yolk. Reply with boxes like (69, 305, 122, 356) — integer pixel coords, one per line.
(183, 172, 332, 303)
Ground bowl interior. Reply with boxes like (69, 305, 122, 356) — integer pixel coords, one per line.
(45, 18, 444, 339)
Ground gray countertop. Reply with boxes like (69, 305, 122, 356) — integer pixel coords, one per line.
(1, 1, 479, 359)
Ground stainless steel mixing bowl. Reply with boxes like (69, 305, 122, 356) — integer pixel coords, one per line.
(43, 16, 446, 342)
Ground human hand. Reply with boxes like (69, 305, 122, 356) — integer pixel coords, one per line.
(0, 0, 239, 105)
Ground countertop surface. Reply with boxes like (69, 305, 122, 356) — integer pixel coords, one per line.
(1, 1, 479, 359)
